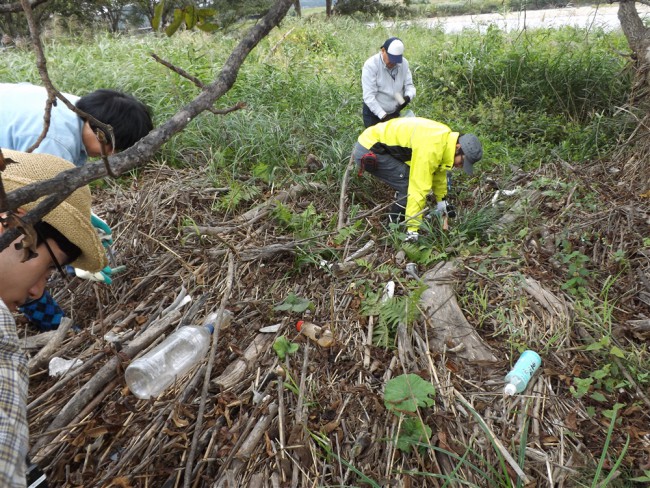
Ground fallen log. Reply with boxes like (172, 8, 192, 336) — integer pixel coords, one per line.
(421, 261, 497, 362)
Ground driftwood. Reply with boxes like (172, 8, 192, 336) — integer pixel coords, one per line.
(21, 330, 56, 350)
(27, 317, 74, 372)
(213, 402, 279, 487)
(187, 182, 326, 237)
(522, 277, 569, 317)
(213, 333, 275, 390)
(30, 307, 184, 462)
(421, 261, 497, 362)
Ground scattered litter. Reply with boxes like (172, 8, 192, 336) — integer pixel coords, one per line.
(103, 331, 125, 343)
(49, 357, 83, 377)
(381, 281, 395, 302)
(405, 263, 419, 279)
(259, 323, 282, 333)
(491, 188, 521, 206)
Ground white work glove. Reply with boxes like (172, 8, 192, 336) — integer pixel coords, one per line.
(66, 265, 125, 285)
(404, 231, 419, 243)
(434, 201, 448, 216)
(70, 212, 124, 285)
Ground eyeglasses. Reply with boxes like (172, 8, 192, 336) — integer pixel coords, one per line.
(33, 227, 69, 284)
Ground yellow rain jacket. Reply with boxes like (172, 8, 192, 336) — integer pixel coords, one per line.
(358, 117, 459, 231)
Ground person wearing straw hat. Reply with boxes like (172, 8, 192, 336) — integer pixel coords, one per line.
(0, 83, 151, 329)
(361, 37, 416, 128)
(0, 149, 107, 487)
(352, 117, 483, 242)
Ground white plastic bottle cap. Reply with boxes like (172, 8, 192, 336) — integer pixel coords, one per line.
(504, 383, 517, 396)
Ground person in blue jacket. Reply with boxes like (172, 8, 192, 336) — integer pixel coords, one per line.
(0, 82, 153, 167)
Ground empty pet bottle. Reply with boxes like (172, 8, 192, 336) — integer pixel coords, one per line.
(296, 320, 334, 348)
(125, 310, 233, 399)
(504, 350, 542, 396)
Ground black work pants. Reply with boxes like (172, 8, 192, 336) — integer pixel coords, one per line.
(362, 103, 399, 128)
(353, 142, 409, 222)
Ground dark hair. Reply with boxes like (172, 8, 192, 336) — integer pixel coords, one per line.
(76, 89, 153, 151)
(34, 221, 81, 264)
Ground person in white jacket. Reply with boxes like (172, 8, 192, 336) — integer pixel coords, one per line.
(361, 37, 416, 128)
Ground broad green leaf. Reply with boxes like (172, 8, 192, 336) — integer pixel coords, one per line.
(197, 22, 220, 33)
(165, 9, 184, 37)
(152, 0, 165, 31)
(273, 336, 298, 360)
(609, 346, 625, 358)
(396, 417, 432, 453)
(585, 340, 604, 351)
(384, 374, 436, 413)
(273, 293, 313, 313)
(185, 5, 196, 30)
(197, 8, 217, 16)
(591, 364, 611, 380)
(602, 402, 625, 420)
(589, 391, 607, 402)
(630, 470, 650, 482)
(571, 377, 593, 398)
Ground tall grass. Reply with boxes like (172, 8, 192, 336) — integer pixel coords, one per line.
(0, 16, 632, 176)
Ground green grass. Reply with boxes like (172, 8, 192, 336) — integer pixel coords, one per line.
(0, 16, 632, 180)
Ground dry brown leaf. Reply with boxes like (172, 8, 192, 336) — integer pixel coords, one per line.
(565, 411, 578, 430)
(109, 477, 133, 488)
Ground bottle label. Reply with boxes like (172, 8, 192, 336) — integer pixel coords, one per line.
(506, 350, 541, 383)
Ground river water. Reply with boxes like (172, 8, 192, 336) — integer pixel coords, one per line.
(415, 3, 650, 33)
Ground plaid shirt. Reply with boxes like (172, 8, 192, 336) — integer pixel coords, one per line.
(0, 298, 28, 487)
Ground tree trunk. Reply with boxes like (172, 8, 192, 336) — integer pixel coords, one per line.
(617, 0, 650, 188)
(294, 0, 301, 17)
(326, 0, 333, 17)
(618, 0, 650, 111)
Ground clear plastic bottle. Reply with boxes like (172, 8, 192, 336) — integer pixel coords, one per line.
(125, 311, 233, 399)
(296, 320, 334, 348)
(504, 350, 542, 396)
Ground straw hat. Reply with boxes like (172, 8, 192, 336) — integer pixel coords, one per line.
(1, 149, 107, 272)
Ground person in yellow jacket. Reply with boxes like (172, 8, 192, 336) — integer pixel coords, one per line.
(352, 117, 482, 241)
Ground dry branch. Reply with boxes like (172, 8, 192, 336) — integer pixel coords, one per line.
(212, 333, 275, 390)
(27, 317, 74, 373)
(30, 307, 183, 461)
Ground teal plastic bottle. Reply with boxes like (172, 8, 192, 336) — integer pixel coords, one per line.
(504, 350, 542, 395)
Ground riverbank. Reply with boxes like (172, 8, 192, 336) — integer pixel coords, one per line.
(420, 3, 650, 33)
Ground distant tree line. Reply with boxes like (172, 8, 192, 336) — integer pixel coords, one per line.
(0, 0, 286, 36)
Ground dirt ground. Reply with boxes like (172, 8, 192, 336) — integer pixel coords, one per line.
(19, 153, 650, 487)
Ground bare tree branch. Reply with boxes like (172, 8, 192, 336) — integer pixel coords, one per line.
(18, 0, 116, 156)
(0, 0, 294, 253)
(151, 52, 208, 89)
